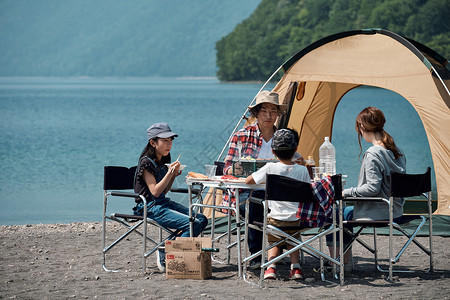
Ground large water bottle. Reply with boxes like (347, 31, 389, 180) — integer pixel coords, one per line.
(319, 136, 336, 175)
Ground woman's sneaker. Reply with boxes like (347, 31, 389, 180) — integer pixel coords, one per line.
(156, 249, 166, 272)
(264, 267, 277, 280)
(289, 268, 304, 280)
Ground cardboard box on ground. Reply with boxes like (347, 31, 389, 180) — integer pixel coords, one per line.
(165, 237, 212, 279)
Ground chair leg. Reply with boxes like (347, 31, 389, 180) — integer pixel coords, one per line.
(259, 212, 268, 288)
(142, 209, 147, 273)
(389, 225, 393, 281)
(300, 234, 305, 264)
(428, 216, 434, 273)
(427, 191, 434, 273)
(373, 228, 379, 271)
(318, 234, 326, 282)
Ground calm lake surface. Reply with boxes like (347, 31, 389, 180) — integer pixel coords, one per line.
(0, 77, 434, 225)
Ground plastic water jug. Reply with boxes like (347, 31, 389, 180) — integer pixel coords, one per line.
(319, 137, 336, 175)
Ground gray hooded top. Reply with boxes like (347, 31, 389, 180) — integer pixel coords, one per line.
(343, 145, 406, 220)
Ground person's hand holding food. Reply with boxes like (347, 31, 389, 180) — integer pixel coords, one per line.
(169, 160, 182, 176)
(292, 153, 306, 166)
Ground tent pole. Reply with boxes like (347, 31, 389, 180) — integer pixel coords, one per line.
(431, 66, 450, 96)
(216, 65, 285, 161)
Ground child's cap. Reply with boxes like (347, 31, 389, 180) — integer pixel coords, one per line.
(271, 129, 298, 150)
(147, 123, 178, 140)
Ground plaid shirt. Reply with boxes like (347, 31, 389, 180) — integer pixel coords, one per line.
(220, 123, 266, 210)
(297, 175, 335, 227)
(223, 123, 263, 173)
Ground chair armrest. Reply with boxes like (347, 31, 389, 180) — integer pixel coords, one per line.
(109, 191, 140, 198)
(106, 192, 146, 205)
(247, 196, 264, 205)
(343, 196, 388, 203)
(170, 188, 189, 193)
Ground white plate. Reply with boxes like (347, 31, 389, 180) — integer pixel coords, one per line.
(186, 176, 209, 181)
(165, 164, 186, 170)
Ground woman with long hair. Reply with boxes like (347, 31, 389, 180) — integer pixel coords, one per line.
(133, 123, 208, 272)
(347, 106, 406, 219)
(326, 106, 406, 271)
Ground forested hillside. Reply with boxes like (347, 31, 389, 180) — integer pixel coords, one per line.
(216, 0, 450, 81)
(0, 0, 260, 77)
(2, 0, 448, 80)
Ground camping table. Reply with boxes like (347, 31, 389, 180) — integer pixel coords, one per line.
(185, 177, 265, 278)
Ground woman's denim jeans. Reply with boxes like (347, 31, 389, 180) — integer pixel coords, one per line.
(145, 200, 208, 237)
(326, 206, 354, 247)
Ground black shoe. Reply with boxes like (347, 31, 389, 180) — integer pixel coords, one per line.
(313, 261, 353, 273)
(250, 260, 261, 270)
(249, 256, 262, 270)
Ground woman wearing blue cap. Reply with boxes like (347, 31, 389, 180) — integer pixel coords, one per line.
(133, 123, 208, 272)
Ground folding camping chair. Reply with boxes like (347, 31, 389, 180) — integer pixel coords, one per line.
(242, 174, 344, 287)
(102, 165, 202, 273)
(340, 167, 433, 281)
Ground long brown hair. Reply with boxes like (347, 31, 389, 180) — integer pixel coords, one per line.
(355, 106, 403, 159)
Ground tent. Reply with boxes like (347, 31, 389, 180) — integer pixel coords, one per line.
(218, 29, 450, 216)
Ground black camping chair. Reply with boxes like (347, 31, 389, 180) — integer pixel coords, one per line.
(102, 165, 202, 273)
(243, 174, 344, 287)
(340, 167, 433, 281)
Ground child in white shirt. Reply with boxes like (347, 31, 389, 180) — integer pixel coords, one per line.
(245, 128, 310, 280)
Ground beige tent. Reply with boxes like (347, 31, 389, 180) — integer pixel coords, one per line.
(219, 29, 450, 216)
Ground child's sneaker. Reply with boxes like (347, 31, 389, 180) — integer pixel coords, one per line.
(289, 268, 304, 280)
(264, 267, 277, 280)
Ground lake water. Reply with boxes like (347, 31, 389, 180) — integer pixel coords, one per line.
(0, 77, 434, 225)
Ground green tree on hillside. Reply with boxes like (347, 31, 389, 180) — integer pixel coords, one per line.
(216, 0, 450, 81)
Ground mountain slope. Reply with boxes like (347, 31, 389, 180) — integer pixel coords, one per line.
(0, 0, 260, 77)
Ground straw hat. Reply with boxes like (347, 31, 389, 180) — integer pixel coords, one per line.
(248, 90, 287, 112)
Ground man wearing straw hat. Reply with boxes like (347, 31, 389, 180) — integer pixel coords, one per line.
(221, 90, 303, 269)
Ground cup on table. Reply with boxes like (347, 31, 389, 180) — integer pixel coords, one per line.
(313, 167, 324, 182)
(205, 164, 217, 178)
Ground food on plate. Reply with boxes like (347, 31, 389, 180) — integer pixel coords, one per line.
(240, 156, 256, 161)
(187, 172, 208, 179)
(221, 175, 240, 180)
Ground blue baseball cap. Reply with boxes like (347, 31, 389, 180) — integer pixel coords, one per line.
(147, 123, 178, 140)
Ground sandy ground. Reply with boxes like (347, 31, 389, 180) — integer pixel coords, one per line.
(1, 221, 449, 300)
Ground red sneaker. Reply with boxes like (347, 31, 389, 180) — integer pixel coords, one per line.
(289, 268, 304, 280)
(264, 267, 277, 280)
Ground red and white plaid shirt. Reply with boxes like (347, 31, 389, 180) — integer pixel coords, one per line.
(221, 122, 270, 209)
(223, 123, 264, 173)
(297, 175, 335, 227)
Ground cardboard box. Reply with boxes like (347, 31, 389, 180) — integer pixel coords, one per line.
(165, 237, 212, 280)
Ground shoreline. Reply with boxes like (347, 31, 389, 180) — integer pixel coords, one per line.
(1, 221, 449, 299)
